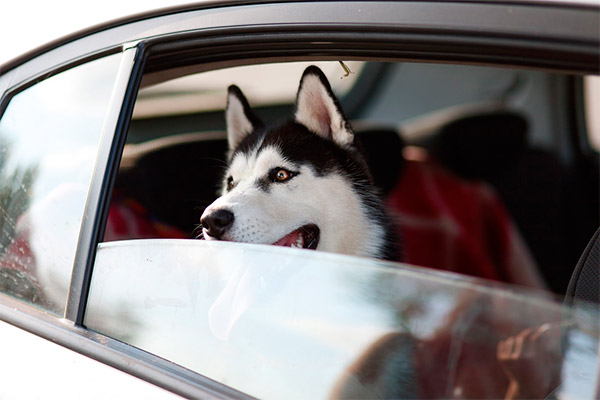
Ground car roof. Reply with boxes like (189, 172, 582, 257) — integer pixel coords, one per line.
(1, 0, 598, 74)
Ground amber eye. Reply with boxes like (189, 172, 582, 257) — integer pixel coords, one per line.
(275, 169, 290, 182)
(268, 167, 296, 183)
(227, 176, 234, 191)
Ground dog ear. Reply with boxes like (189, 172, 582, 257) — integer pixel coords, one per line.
(226, 85, 263, 150)
(295, 66, 354, 146)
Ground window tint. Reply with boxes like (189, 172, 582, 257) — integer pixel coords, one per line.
(0, 54, 122, 315)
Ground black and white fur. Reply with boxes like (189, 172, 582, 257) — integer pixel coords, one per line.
(201, 66, 396, 260)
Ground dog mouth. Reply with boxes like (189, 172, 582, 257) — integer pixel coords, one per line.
(271, 224, 320, 250)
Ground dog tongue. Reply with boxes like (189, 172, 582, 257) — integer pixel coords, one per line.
(272, 229, 301, 247)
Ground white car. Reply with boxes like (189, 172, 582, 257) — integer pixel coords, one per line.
(0, 1, 598, 398)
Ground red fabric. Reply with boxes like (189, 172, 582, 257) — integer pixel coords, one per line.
(103, 193, 187, 241)
(386, 158, 543, 287)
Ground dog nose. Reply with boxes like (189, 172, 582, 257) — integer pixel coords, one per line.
(201, 209, 234, 239)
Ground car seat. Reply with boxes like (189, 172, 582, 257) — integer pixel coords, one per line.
(358, 127, 545, 288)
(110, 133, 228, 238)
(431, 111, 575, 292)
(356, 128, 405, 196)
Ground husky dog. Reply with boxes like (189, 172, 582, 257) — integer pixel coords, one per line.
(200, 66, 396, 260)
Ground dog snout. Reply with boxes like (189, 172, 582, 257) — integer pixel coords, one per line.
(201, 209, 234, 239)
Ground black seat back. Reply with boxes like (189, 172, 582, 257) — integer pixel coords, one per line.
(356, 128, 405, 196)
(115, 137, 228, 236)
(433, 111, 573, 292)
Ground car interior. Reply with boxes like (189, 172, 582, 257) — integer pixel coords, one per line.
(104, 59, 599, 296)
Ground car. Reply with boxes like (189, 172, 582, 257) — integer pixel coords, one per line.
(0, 0, 598, 398)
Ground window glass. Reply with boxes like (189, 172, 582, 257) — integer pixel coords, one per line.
(87, 240, 599, 399)
(0, 53, 122, 315)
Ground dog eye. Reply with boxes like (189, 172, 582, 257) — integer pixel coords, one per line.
(274, 168, 291, 182)
(226, 176, 235, 191)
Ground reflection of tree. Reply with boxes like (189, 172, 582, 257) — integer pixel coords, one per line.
(0, 268, 43, 304)
(0, 136, 38, 259)
(0, 135, 40, 306)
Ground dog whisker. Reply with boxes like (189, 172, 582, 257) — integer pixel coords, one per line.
(193, 223, 205, 239)
(196, 157, 229, 167)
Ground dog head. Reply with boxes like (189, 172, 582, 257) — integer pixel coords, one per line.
(200, 66, 387, 258)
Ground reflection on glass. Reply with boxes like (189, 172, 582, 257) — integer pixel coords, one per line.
(0, 54, 122, 315)
(87, 240, 599, 399)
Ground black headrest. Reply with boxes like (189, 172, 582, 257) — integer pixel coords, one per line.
(435, 111, 528, 180)
(357, 128, 405, 196)
(115, 138, 229, 234)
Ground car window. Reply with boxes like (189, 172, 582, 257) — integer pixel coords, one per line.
(86, 240, 599, 399)
(0, 53, 122, 315)
(106, 60, 598, 294)
(91, 57, 598, 398)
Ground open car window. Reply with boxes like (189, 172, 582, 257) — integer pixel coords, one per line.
(104, 60, 598, 294)
(86, 239, 599, 399)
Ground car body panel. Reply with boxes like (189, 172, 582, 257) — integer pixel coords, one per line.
(0, 319, 184, 400)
